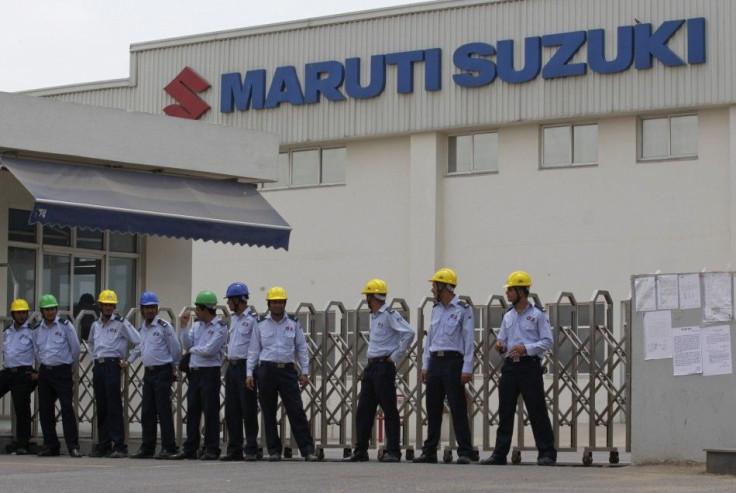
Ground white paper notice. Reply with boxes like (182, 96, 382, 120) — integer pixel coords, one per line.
(634, 276, 656, 312)
(673, 326, 703, 376)
(643, 311, 673, 360)
(702, 325, 733, 376)
(703, 272, 733, 322)
(656, 275, 679, 310)
(678, 274, 701, 310)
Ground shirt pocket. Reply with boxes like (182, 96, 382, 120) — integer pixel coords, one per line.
(441, 312, 462, 337)
(260, 326, 276, 340)
(236, 323, 253, 340)
(52, 331, 67, 345)
(284, 328, 296, 339)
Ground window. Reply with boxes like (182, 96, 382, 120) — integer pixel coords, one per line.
(448, 132, 498, 174)
(6, 208, 140, 316)
(640, 114, 698, 160)
(541, 123, 598, 168)
(262, 146, 346, 189)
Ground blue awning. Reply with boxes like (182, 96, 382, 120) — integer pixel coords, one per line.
(2, 157, 291, 250)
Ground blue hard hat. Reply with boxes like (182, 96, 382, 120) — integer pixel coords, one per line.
(139, 291, 159, 306)
(225, 282, 249, 298)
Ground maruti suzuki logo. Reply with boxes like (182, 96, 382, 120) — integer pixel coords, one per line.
(163, 67, 211, 119)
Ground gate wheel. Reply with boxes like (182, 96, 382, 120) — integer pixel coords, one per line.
(582, 451, 593, 466)
(609, 451, 619, 464)
(443, 449, 453, 463)
(284, 447, 293, 459)
(405, 448, 415, 461)
(511, 450, 521, 465)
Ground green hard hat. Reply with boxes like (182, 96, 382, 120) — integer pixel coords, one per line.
(39, 294, 59, 309)
(194, 290, 218, 306)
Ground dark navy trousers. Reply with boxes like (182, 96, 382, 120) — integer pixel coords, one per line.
(224, 360, 259, 455)
(139, 365, 178, 453)
(92, 360, 126, 452)
(38, 364, 79, 452)
(182, 366, 221, 454)
(0, 367, 36, 448)
(354, 358, 401, 455)
(493, 357, 556, 460)
(257, 362, 314, 456)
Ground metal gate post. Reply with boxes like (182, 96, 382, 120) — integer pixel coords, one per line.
(483, 295, 507, 452)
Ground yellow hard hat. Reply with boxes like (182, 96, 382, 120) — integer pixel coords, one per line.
(10, 299, 30, 312)
(266, 286, 288, 301)
(429, 268, 457, 286)
(98, 289, 119, 304)
(504, 270, 532, 288)
(362, 279, 388, 295)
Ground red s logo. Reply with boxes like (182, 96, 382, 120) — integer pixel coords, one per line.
(164, 67, 211, 119)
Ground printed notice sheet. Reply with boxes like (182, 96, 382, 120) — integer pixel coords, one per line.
(643, 310, 673, 360)
(656, 275, 679, 310)
(678, 274, 701, 310)
(703, 272, 732, 322)
(634, 276, 656, 312)
(673, 326, 703, 376)
(702, 325, 733, 376)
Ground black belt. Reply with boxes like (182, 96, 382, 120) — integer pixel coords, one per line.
(94, 358, 120, 365)
(368, 356, 391, 364)
(430, 351, 462, 358)
(228, 358, 247, 366)
(188, 366, 219, 372)
(40, 363, 71, 371)
(3, 365, 33, 373)
(145, 364, 172, 372)
(260, 361, 294, 369)
(505, 355, 541, 363)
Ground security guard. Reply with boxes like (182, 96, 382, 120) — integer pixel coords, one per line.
(127, 291, 181, 459)
(221, 282, 259, 462)
(413, 268, 474, 465)
(344, 279, 415, 463)
(481, 271, 557, 466)
(35, 294, 82, 458)
(1, 299, 37, 455)
(246, 287, 318, 462)
(87, 289, 141, 458)
(171, 290, 227, 460)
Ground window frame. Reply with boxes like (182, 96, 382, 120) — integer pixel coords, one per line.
(446, 131, 499, 176)
(540, 122, 599, 169)
(261, 146, 347, 190)
(638, 113, 698, 162)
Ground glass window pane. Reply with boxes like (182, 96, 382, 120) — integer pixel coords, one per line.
(109, 232, 137, 253)
(8, 208, 36, 243)
(641, 118, 669, 159)
(263, 153, 289, 189)
(573, 124, 598, 164)
(77, 229, 104, 250)
(43, 224, 71, 247)
(670, 115, 698, 157)
(291, 149, 320, 186)
(448, 135, 472, 173)
(43, 254, 71, 311)
(73, 257, 101, 340)
(321, 147, 346, 184)
(109, 257, 136, 316)
(7, 247, 36, 309)
(543, 126, 571, 167)
(473, 132, 499, 172)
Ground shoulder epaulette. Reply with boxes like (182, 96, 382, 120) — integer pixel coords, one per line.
(458, 300, 470, 309)
(218, 319, 228, 326)
(157, 318, 171, 327)
(287, 314, 298, 322)
(257, 315, 268, 323)
(113, 314, 124, 322)
(386, 307, 396, 315)
(28, 323, 37, 330)
(534, 304, 546, 313)
(3, 325, 10, 332)
(505, 306, 514, 313)
(433, 301, 440, 307)
(61, 318, 72, 325)
(32, 321, 42, 329)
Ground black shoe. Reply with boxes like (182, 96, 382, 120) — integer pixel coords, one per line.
(244, 453, 258, 462)
(480, 454, 507, 465)
(220, 452, 244, 461)
(200, 451, 220, 460)
(88, 447, 111, 458)
(155, 449, 178, 460)
(268, 453, 281, 462)
(130, 449, 154, 459)
(37, 448, 60, 457)
(343, 450, 369, 462)
(109, 450, 127, 459)
(304, 453, 319, 462)
(382, 454, 401, 463)
(456, 455, 471, 465)
(69, 448, 83, 458)
(412, 453, 438, 464)
(537, 457, 556, 466)
(170, 450, 198, 460)
(13, 447, 29, 456)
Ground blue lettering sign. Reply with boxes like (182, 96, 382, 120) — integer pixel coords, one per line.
(304, 61, 346, 104)
(220, 70, 266, 112)
(541, 31, 587, 79)
(345, 55, 386, 99)
(587, 26, 634, 74)
(452, 42, 497, 87)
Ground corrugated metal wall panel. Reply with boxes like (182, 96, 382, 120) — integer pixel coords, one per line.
(37, 0, 736, 145)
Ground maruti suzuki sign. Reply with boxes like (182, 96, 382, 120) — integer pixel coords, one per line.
(165, 18, 707, 118)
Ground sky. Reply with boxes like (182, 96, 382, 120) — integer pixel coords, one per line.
(1, 0, 431, 92)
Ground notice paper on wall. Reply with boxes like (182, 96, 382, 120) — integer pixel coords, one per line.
(673, 326, 702, 376)
(702, 325, 733, 376)
(656, 275, 679, 310)
(703, 272, 732, 322)
(634, 276, 656, 312)
(643, 310, 673, 360)
(678, 273, 701, 310)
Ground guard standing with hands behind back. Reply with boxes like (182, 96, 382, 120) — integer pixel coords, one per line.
(481, 271, 556, 466)
(413, 268, 475, 465)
